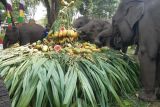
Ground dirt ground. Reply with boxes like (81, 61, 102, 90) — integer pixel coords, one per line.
(148, 102, 160, 107)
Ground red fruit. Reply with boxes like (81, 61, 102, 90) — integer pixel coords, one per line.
(54, 45, 62, 52)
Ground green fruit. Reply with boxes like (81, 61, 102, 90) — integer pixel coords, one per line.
(36, 40, 42, 45)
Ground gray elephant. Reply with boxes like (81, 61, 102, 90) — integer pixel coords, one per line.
(110, 0, 160, 101)
(73, 16, 90, 29)
(78, 19, 111, 44)
(3, 23, 45, 49)
(96, 26, 139, 54)
(94, 27, 112, 47)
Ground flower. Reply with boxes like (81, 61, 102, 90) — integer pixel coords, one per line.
(54, 45, 62, 52)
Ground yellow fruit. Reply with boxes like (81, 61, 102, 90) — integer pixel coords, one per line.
(54, 32, 59, 37)
(42, 45, 48, 52)
(84, 46, 90, 49)
(59, 31, 63, 37)
(81, 48, 92, 53)
(72, 31, 78, 38)
(70, 30, 75, 37)
(67, 43, 72, 47)
(35, 45, 41, 49)
(92, 48, 101, 52)
(62, 30, 67, 37)
(51, 34, 54, 37)
(73, 48, 81, 54)
(67, 30, 72, 37)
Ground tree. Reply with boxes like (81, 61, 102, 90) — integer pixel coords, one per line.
(78, 0, 119, 19)
(42, 0, 59, 27)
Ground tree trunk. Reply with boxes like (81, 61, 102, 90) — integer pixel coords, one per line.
(44, 0, 59, 27)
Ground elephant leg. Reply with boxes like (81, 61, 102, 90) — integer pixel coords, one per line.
(134, 44, 139, 55)
(155, 54, 160, 98)
(3, 36, 9, 49)
(138, 51, 157, 101)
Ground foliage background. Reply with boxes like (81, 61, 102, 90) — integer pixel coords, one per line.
(0, 0, 119, 25)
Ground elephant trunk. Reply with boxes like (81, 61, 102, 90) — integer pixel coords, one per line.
(94, 38, 102, 47)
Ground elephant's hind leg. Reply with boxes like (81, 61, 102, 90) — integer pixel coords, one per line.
(0, 77, 11, 107)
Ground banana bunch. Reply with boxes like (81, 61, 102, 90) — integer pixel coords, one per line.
(47, 28, 78, 44)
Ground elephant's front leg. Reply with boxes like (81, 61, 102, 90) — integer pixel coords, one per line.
(3, 35, 9, 49)
(138, 49, 157, 101)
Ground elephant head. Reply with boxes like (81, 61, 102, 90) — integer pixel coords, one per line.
(110, 0, 144, 50)
(3, 25, 19, 49)
(78, 20, 111, 43)
(94, 27, 112, 47)
(73, 16, 90, 29)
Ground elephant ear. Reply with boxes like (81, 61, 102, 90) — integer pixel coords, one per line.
(125, 2, 144, 29)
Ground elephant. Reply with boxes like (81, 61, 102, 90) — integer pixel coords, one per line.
(77, 19, 111, 44)
(95, 26, 139, 54)
(72, 16, 90, 29)
(3, 23, 45, 49)
(110, 0, 160, 101)
(94, 27, 112, 47)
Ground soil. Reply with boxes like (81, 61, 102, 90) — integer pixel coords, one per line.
(149, 102, 160, 107)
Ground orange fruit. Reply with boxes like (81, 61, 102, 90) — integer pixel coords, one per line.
(62, 30, 67, 37)
(72, 31, 78, 38)
(59, 31, 63, 37)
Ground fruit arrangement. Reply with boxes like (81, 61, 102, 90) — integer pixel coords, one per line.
(47, 27, 78, 44)
(30, 39, 101, 56)
(63, 42, 100, 55)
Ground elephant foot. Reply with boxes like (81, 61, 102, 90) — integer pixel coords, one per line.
(137, 89, 158, 102)
(155, 88, 160, 99)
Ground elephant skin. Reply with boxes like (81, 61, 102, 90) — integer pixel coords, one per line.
(94, 28, 112, 47)
(3, 23, 45, 49)
(77, 19, 111, 44)
(96, 26, 139, 54)
(110, 0, 160, 101)
(73, 16, 90, 29)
